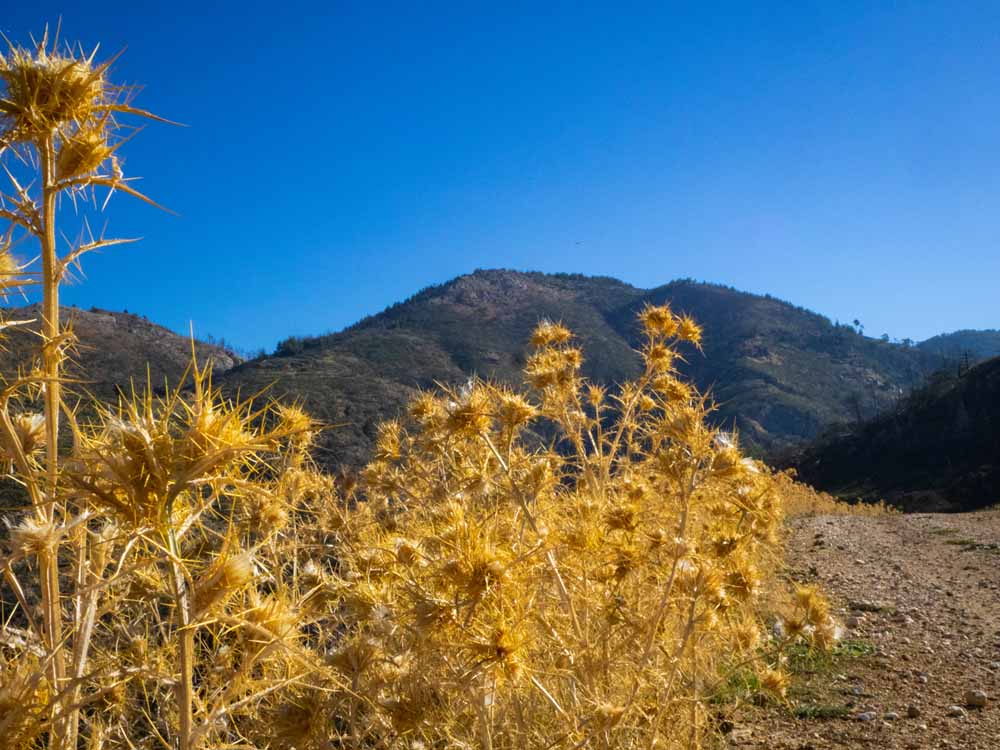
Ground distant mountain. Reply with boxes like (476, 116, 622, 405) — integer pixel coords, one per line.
(221, 269, 947, 467)
(918, 329, 1000, 363)
(0, 304, 239, 402)
(793, 356, 1000, 512)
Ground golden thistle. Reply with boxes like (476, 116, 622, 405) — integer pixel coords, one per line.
(7, 516, 62, 555)
(0, 655, 50, 749)
(444, 382, 493, 437)
(54, 122, 115, 180)
(677, 314, 704, 345)
(530, 319, 573, 347)
(638, 304, 678, 339)
(11, 412, 45, 455)
(758, 667, 790, 699)
(245, 592, 300, 643)
(193, 552, 254, 616)
(0, 38, 107, 142)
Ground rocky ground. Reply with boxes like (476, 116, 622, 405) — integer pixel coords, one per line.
(728, 509, 1000, 749)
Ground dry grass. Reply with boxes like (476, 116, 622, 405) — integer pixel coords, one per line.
(777, 472, 896, 518)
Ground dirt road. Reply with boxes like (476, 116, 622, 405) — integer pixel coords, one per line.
(731, 510, 1000, 749)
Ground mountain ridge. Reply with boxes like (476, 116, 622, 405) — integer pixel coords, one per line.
(221, 269, 949, 467)
(917, 328, 1000, 363)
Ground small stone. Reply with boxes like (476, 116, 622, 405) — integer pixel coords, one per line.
(917, 675, 928, 684)
(884, 711, 900, 721)
(965, 690, 988, 708)
(846, 615, 862, 629)
(906, 705, 921, 719)
(856, 711, 878, 722)
(947, 705, 968, 718)
(729, 728, 753, 744)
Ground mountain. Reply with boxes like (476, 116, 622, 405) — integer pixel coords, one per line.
(0, 304, 239, 402)
(220, 269, 947, 467)
(793, 356, 1000, 512)
(917, 329, 1000, 363)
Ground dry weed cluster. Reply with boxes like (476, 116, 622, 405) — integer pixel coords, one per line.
(777, 472, 896, 518)
(1, 28, 837, 750)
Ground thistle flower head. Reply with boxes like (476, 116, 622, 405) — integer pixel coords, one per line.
(1, 29, 169, 190)
(530, 319, 573, 347)
(759, 667, 790, 699)
(495, 389, 538, 431)
(0, 31, 109, 144)
(194, 552, 254, 616)
(677, 314, 703, 346)
(12, 412, 45, 455)
(444, 381, 493, 437)
(245, 592, 300, 642)
(639, 304, 678, 339)
(7, 516, 62, 555)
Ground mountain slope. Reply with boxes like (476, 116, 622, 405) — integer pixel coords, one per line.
(793, 356, 1000, 512)
(613, 281, 944, 450)
(918, 329, 1000, 363)
(0, 304, 239, 401)
(222, 269, 946, 467)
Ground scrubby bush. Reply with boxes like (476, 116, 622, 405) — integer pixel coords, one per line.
(320, 308, 838, 748)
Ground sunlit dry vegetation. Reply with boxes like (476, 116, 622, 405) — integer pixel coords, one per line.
(776, 472, 896, 518)
(1, 28, 840, 749)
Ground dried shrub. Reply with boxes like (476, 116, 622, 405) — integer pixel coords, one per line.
(322, 306, 829, 748)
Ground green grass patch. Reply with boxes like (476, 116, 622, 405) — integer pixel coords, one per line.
(708, 667, 762, 705)
(782, 639, 874, 722)
(942, 538, 1000, 554)
(786, 638, 874, 674)
(709, 638, 875, 714)
(944, 538, 978, 547)
(792, 704, 851, 720)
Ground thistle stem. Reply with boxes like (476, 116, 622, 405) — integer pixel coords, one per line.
(166, 525, 196, 750)
(39, 137, 69, 750)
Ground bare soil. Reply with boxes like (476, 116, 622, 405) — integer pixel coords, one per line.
(728, 510, 1000, 749)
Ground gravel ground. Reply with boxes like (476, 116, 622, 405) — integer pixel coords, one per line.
(727, 510, 1000, 750)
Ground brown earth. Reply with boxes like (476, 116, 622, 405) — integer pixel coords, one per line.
(729, 510, 1000, 749)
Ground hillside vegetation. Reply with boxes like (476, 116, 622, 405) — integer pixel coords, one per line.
(917, 328, 1000, 363)
(223, 269, 947, 466)
(0, 304, 238, 401)
(794, 355, 1000, 511)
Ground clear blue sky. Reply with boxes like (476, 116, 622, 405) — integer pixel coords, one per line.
(4, 2, 999, 352)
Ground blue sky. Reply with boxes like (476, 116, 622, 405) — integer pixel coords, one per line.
(3, 2, 999, 352)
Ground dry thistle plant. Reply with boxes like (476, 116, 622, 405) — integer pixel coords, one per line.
(319, 305, 840, 749)
(0, 25, 837, 750)
(1, 359, 352, 749)
(0, 25, 175, 750)
(776, 471, 897, 518)
(0, 27, 351, 750)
